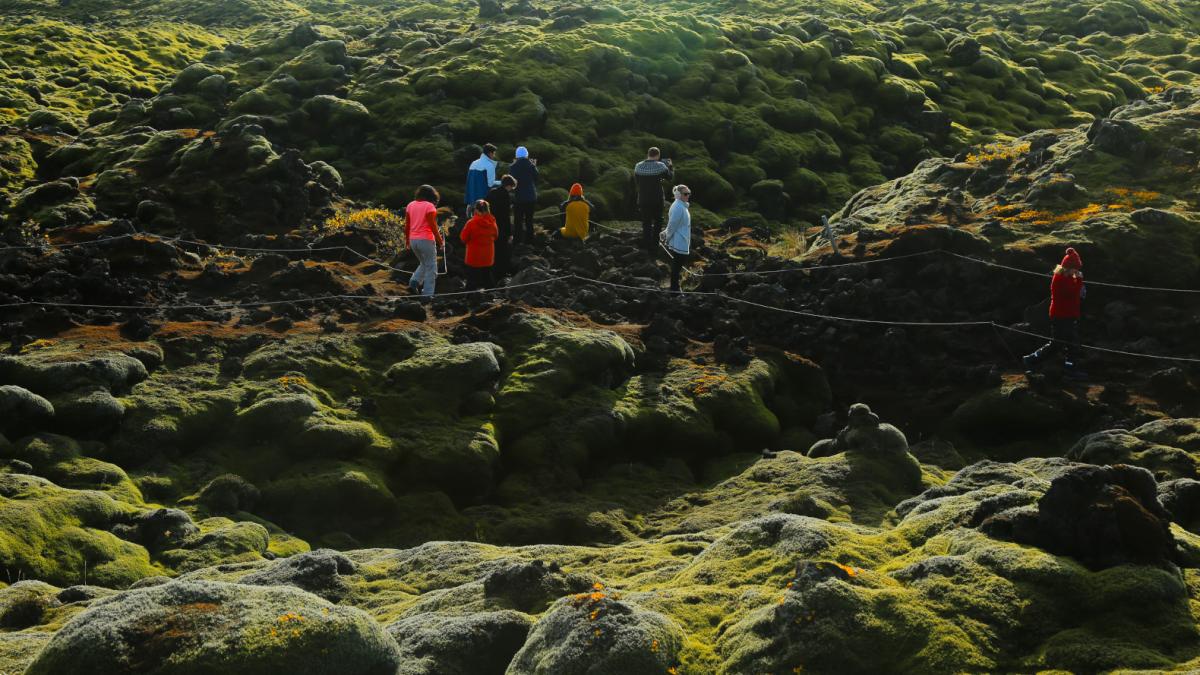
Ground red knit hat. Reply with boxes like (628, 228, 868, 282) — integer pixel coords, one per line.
(1060, 247, 1082, 270)
(569, 183, 584, 197)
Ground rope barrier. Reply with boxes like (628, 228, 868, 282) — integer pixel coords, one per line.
(988, 324, 1200, 363)
(0, 233, 135, 250)
(718, 293, 994, 328)
(2, 270, 1197, 363)
(4, 219, 1198, 363)
(685, 249, 940, 277)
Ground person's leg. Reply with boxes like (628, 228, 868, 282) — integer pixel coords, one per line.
(669, 253, 684, 291)
(409, 242, 425, 293)
(640, 205, 655, 249)
(513, 203, 530, 244)
(523, 205, 535, 242)
(1063, 319, 1080, 367)
(653, 209, 665, 245)
(496, 238, 510, 276)
(413, 239, 437, 296)
(1025, 319, 1060, 367)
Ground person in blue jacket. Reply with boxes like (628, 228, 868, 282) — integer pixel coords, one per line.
(508, 146, 539, 244)
(662, 184, 692, 292)
(465, 143, 500, 216)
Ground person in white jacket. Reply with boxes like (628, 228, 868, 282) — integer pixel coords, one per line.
(661, 184, 691, 292)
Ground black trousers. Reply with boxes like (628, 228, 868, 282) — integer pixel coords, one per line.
(668, 250, 690, 291)
(464, 265, 493, 291)
(513, 202, 535, 244)
(1031, 318, 1079, 364)
(495, 237, 512, 276)
(640, 203, 664, 249)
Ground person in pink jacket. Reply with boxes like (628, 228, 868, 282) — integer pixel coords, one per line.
(405, 184, 445, 297)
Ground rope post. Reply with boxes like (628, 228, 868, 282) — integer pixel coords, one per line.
(821, 215, 842, 259)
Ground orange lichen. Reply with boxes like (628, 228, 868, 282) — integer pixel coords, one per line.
(988, 187, 1162, 227)
(834, 562, 859, 577)
(689, 371, 730, 396)
(278, 375, 310, 389)
(965, 141, 1030, 164)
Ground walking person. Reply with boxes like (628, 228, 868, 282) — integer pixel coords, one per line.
(460, 200, 498, 291)
(509, 146, 538, 244)
(405, 184, 446, 297)
(634, 147, 674, 251)
(662, 184, 692, 292)
(1023, 247, 1086, 377)
(559, 183, 592, 241)
(486, 174, 518, 276)
(465, 143, 501, 217)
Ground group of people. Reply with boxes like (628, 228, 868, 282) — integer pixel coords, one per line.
(403, 144, 693, 296)
(408, 148, 1091, 375)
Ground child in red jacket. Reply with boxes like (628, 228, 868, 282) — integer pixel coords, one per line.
(1024, 247, 1086, 376)
(460, 199, 498, 290)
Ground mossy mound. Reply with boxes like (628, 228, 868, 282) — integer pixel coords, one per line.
(25, 579, 403, 675)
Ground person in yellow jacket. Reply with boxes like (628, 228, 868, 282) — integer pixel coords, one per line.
(559, 183, 592, 240)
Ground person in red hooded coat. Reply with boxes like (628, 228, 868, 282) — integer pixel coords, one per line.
(460, 199, 498, 290)
(1024, 247, 1086, 375)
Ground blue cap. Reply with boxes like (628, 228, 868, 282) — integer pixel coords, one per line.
(515, 146, 529, 158)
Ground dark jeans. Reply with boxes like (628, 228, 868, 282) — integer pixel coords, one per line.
(1030, 318, 1079, 364)
(495, 237, 512, 276)
(513, 202, 535, 244)
(668, 250, 690, 291)
(640, 203, 664, 249)
(464, 265, 493, 291)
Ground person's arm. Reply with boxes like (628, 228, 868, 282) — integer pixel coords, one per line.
(561, 201, 568, 228)
(404, 211, 412, 249)
(664, 161, 674, 181)
(665, 203, 681, 240)
(487, 161, 498, 187)
(428, 211, 444, 248)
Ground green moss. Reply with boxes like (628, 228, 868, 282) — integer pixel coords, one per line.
(0, 474, 159, 587)
(157, 517, 270, 572)
(0, 136, 35, 197)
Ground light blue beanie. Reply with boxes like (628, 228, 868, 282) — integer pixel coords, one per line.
(515, 146, 529, 159)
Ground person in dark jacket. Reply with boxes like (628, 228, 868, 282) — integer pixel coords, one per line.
(633, 147, 674, 251)
(1024, 247, 1086, 376)
(485, 175, 517, 276)
(509, 146, 538, 245)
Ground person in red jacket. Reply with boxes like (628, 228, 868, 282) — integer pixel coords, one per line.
(1024, 247, 1086, 375)
(460, 199, 498, 290)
